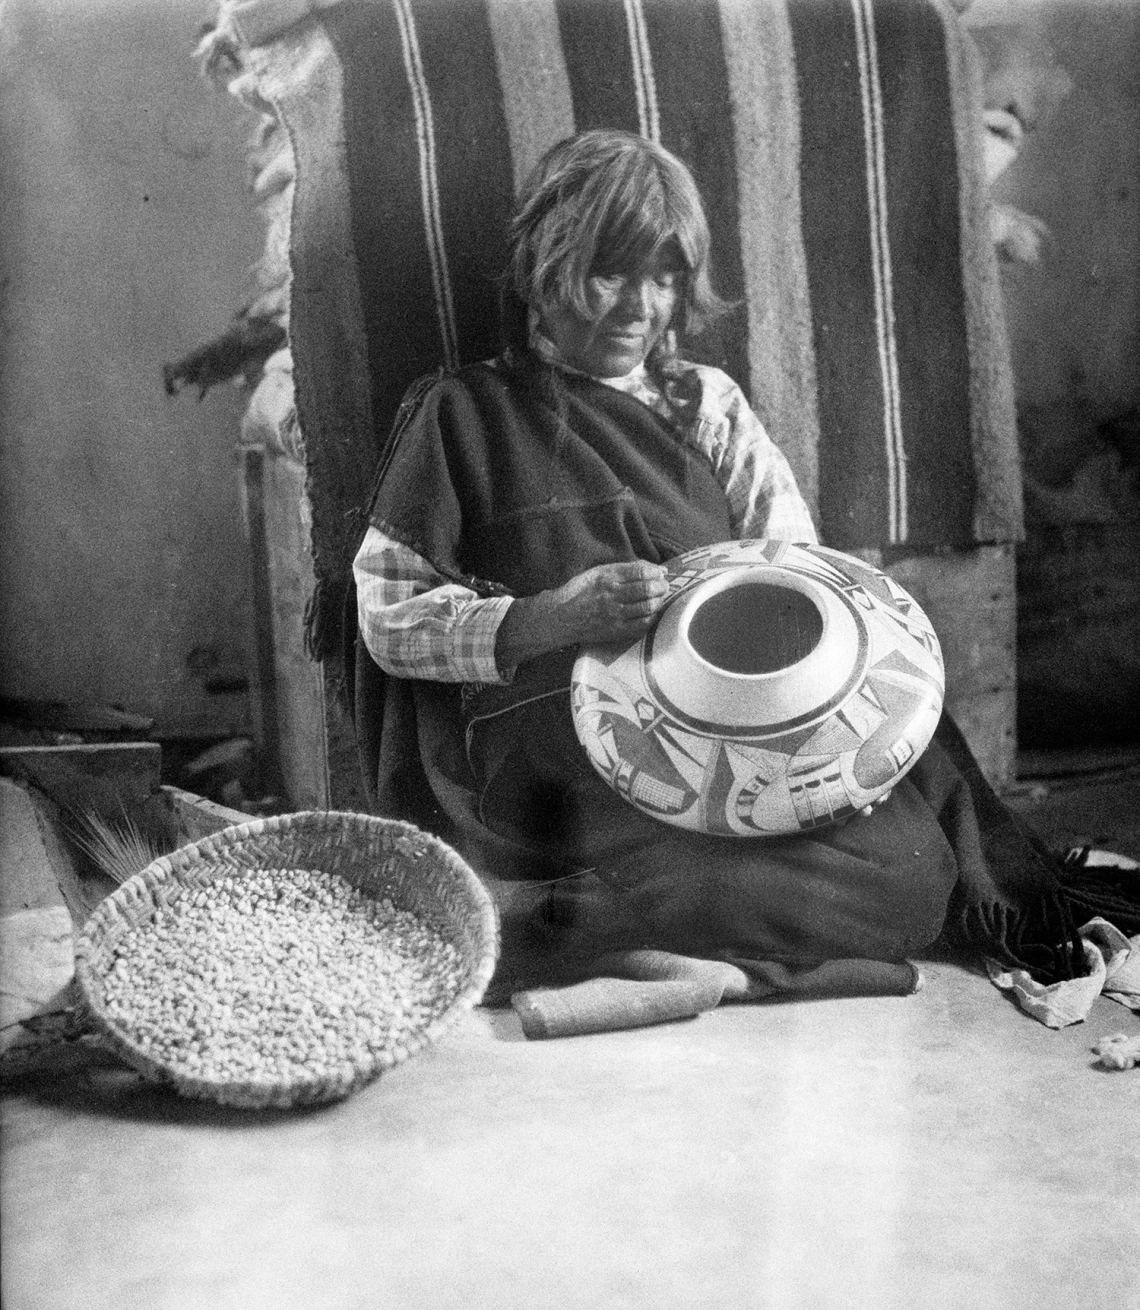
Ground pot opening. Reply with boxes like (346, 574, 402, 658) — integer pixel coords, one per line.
(687, 582, 823, 675)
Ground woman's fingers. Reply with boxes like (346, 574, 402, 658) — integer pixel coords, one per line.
(616, 580, 669, 605)
(615, 596, 662, 619)
(501, 563, 671, 664)
(600, 566, 669, 624)
(600, 566, 670, 612)
(857, 789, 894, 819)
(602, 560, 667, 580)
(598, 561, 669, 594)
(549, 561, 673, 646)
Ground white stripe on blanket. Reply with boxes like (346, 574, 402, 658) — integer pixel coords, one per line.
(852, 0, 906, 543)
(623, 0, 661, 143)
(393, 0, 459, 370)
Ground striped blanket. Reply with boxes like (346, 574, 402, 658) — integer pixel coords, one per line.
(240, 0, 1021, 657)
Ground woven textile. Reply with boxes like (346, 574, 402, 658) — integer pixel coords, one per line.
(239, 0, 1020, 656)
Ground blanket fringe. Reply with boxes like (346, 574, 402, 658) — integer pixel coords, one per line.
(1060, 865, 1140, 939)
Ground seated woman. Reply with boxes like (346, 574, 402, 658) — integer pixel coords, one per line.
(352, 129, 1137, 993)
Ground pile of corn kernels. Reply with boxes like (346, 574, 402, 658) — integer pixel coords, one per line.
(99, 867, 466, 1085)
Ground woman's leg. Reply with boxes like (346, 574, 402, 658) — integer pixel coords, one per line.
(472, 696, 960, 966)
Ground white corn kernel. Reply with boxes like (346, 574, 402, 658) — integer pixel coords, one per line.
(99, 867, 466, 1085)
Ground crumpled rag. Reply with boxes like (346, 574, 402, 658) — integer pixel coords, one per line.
(987, 917, 1140, 1070)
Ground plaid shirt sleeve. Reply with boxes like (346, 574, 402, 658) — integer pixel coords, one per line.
(689, 367, 819, 544)
(354, 366, 814, 685)
(353, 527, 514, 684)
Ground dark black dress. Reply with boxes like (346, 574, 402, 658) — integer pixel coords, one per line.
(346, 353, 1138, 989)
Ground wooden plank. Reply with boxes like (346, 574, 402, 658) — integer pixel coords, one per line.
(0, 906, 75, 1054)
(263, 451, 332, 809)
(148, 785, 255, 845)
(0, 696, 154, 736)
(239, 444, 288, 799)
(0, 778, 69, 918)
(241, 446, 332, 809)
(1018, 744, 1140, 782)
(0, 742, 163, 823)
(0, 777, 118, 927)
(882, 545, 1017, 789)
(322, 658, 370, 812)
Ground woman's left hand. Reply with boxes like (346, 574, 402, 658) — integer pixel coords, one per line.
(857, 790, 893, 818)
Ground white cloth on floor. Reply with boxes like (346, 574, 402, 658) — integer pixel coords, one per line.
(986, 918, 1140, 1029)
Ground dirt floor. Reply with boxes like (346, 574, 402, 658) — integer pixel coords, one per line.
(1, 748, 1137, 1310)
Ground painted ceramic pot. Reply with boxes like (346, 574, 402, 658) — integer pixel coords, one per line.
(571, 539, 945, 837)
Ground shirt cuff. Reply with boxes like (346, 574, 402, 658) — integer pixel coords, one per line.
(453, 595, 517, 684)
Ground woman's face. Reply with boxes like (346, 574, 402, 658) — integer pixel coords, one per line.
(540, 245, 682, 378)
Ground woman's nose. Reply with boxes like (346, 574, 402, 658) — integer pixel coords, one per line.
(617, 277, 653, 317)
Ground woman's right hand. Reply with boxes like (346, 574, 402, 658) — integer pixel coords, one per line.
(547, 560, 671, 645)
(495, 560, 670, 669)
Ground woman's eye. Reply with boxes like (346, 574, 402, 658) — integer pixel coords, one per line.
(654, 272, 678, 290)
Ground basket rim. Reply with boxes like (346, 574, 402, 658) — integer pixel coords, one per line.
(73, 810, 500, 1108)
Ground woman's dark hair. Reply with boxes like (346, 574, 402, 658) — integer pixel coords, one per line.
(508, 129, 729, 341)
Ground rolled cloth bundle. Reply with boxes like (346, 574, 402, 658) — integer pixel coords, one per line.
(225, 0, 1021, 657)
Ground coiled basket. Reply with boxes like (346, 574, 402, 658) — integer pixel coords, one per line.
(74, 811, 499, 1110)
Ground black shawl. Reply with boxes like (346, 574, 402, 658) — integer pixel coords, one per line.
(344, 355, 1138, 987)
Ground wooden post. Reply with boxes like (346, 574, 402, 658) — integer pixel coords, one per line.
(880, 546, 1018, 791)
(240, 446, 332, 809)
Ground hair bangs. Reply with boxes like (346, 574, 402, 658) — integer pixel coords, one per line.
(510, 129, 730, 338)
